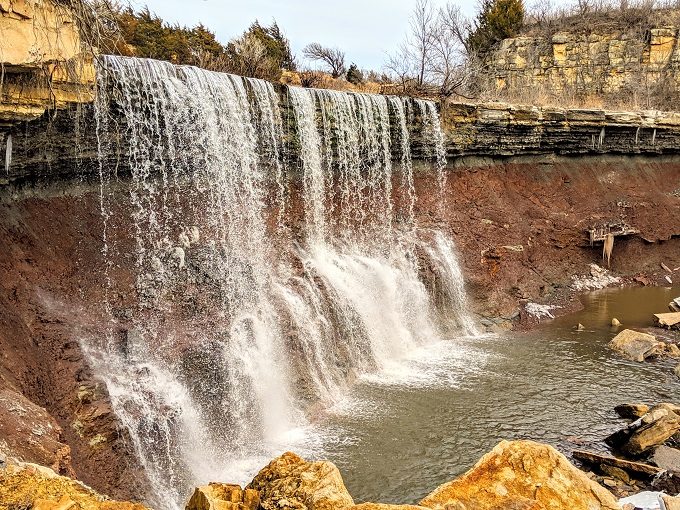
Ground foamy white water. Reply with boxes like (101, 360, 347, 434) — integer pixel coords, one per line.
(90, 55, 478, 510)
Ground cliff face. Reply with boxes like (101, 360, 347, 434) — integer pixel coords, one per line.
(442, 101, 680, 157)
(486, 26, 680, 104)
(0, 0, 94, 126)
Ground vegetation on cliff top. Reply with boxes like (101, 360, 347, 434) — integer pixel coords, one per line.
(63, 0, 680, 107)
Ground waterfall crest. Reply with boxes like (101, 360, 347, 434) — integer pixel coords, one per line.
(90, 55, 476, 510)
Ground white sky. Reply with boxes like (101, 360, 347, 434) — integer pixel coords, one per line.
(129, 0, 479, 71)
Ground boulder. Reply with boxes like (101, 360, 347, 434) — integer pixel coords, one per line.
(650, 445, 680, 471)
(186, 483, 260, 510)
(622, 411, 680, 455)
(0, 460, 150, 510)
(609, 330, 664, 362)
(667, 344, 680, 358)
(615, 404, 650, 420)
(662, 494, 680, 510)
(607, 407, 671, 448)
(247, 452, 354, 510)
(419, 440, 620, 510)
(348, 505, 431, 510)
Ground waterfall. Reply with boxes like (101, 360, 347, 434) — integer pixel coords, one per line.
(90, 55, 476, 510)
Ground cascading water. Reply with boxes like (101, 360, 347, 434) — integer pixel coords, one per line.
(90, 54, 477, 510)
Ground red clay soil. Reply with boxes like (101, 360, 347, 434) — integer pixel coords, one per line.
(0, 187, 150, 501)
(0, 154, 678, 501)
(420, 154, 680, 322)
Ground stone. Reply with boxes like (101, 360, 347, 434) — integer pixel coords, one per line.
(650, 445, 680, 471)
(650, 403, 680, 416)
(419, 440, 620, 510)
(577, 323, 586, 331)
(572, 449, 661, 476)
(247, 452, 354, 510)
(656, 313, 680, 328)
(651, 470, 680, 494)
(609, 329, 664, 362)
(348, 505, 430, 510)
(186, 483, 260, 510)
(600, 465, 631, 485)
(668, 344, 680, 358)
(0, 385, 74, 476)
(0, 0, 94, 126)
(675, 363, 680, 378)
(615, 404, 650, 420)
(622, 412, 680, 455)
(0, 460, 150, 510)
(612, 318, 621, 327)
(662, 494, 680, 510)
(483, 26, 680, 100)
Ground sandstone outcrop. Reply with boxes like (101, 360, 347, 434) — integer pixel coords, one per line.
(419, 440, 621, 510)
(186, 483, 260, 510)
(0, 459, 150, 510)
(609, 329, 664, 362)
(0, 0, 94, 125)
(247, 452, 354, 510)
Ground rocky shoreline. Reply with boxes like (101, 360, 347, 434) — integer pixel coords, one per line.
(0, 438, 656, 510)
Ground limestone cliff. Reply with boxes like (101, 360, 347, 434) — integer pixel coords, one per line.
(486, 24, 680, 106)
(442, 101, 680, 157)
(0, 0, 94, 126)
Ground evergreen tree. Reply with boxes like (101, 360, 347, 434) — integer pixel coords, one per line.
(467, 0, 524, 57)
(346, 63, 363, 85)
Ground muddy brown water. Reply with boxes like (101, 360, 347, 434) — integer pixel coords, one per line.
(308, 285, 680, 504)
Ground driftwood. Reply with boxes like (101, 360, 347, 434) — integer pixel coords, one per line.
(572, 449, 663, 477)
(603, 233, 614, 268)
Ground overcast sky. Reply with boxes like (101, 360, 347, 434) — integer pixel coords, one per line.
(129, 0, 478, 71)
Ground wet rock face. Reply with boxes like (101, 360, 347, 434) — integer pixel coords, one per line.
(419, 440, 621, 510)
(0, 385, 74, 476)
(247, 452, 354, 510)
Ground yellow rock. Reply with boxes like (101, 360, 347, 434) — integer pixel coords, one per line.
(247, 452, 354, 510)
(0, 0, 94, 123)
(186, 483, 260, 510)
(609, 329, 664, 362)
(419, 440, 620, 510)
(662, 494, 680, 510)
(0, 461, 150, 510)
(348, 505, 430, 510)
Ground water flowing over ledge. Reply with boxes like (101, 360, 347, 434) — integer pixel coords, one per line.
(86, 55, 476, 510)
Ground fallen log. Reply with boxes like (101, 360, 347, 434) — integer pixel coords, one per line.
(572, 449, 663, 477)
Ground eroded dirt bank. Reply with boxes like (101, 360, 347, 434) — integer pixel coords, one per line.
(423, 154, 680, 324)
(0, 153, 679, 501)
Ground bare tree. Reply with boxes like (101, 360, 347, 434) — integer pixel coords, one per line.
(385, 1, 478, 98)
(410, 0, 437, 86)
(430, 4, 479, 97)
(303, 43, 346, 78)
